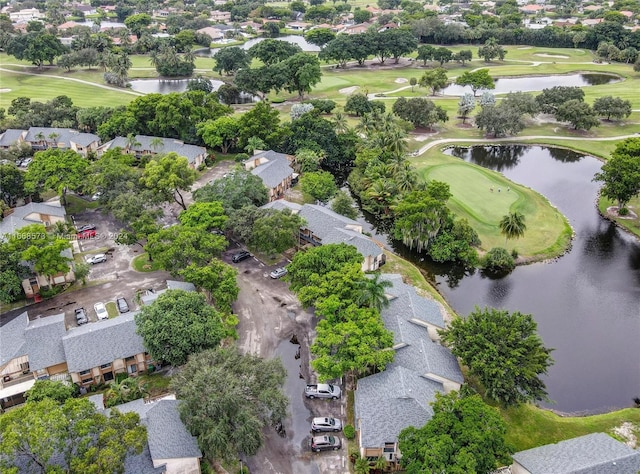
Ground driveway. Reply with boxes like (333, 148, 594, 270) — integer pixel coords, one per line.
(227, 242, 348, 474)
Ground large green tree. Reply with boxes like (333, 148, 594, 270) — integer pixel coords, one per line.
(440, 307, 554, 406)
(0, 163, 25, 206)
(25, 380, 75, 404)
(592, 96, 632, 121)
(398, 391, 512, 474)
(419, 68, 449, 96)
(197, 116, 240, 154)
(213, 46, 250, 75)
(178, 201, 228, 232)
(278, 53, 322, 100)
(392, 97, 448, 130)
(0, 398, 146, 474)
(300, 170, 338, 203)
(0, 241, 30, 303)
(180, 260, 239, 314)
(135, 290, 231, 366)
(251, 209, 306, 255)
(247, 39, 302, 65)
(593, 137, 640, 211)
(455, 69, 494, 97)
(194, 169, 268, 213)
(140, 153, 197, 210)
(24, 149, 89, 204)
(6, 32, 66, 68)
(171, 348, 288, 463)
(311, 303, 394, 380)
(146, 225, 227, 275)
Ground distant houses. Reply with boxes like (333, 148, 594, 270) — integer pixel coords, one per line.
(0, 127, 100, 156)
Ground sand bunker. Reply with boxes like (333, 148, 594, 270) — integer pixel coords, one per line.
(395, 78, 408, 83)
(517, 46, 532, 50)
(339, 86, 359, 95)
(534, 53, 569, 58)
(0, 89, 11, 93)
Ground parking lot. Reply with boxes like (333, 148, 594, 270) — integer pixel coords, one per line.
(227, 244, 348, 474)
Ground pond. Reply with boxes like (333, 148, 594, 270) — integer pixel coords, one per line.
(382, 145, 640, 414)
(198, 35, 321, 56)
(128, 78, 257, 103)
(441, 73, 621, 96)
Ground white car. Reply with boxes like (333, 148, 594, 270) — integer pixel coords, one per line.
(91, 191, 102, 201)
(86, 253, 107, 264)
(270, 267, 287, 279)
(94, 302, 109, 320)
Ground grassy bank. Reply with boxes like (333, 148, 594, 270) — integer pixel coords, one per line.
(413, 147, 572, 258)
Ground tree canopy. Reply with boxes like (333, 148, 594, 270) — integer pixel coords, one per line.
(300, 170, 338, 203)
(398, 391, 512, 474)
(171, 348, 288, 463)
(250, 209, 306, 255)
(194, 169, 268, 213)
(135, 289, 232, 366)
(24, 149, 89, 204)
(178, 201, 228, 231)
(593, 137, 640, 210)
(0, 398, 146, 474)
(140, 153, 197, 210)
(440, 307, 554, 406)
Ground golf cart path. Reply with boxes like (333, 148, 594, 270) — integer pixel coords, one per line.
(0, 66, 145, 96)
(415, 134, 640, 156)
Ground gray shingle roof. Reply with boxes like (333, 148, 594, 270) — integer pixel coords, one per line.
(146, 400, 202, 460)
(250, 157, 294, 189)
(392, 338, 464, 384)
(0, 201, 66, 238)
(355, 365, 443, 448)
(322, 227, 382, 258)
(23, 313, 67, 371)
(0, 311, 28, 366)
(512, 432, 640, 474)
(100, 135, 205, 164)
(62, 312, 146, 373)
(110, 397, 201, 461)
(298, 204, 361, 240)
(380, 273, 444, 329)
(0, 129, 25, 147)
(261, 200, 302, 212)
(124, 445, 166, 474)
(24, 127, 99, 147)
(166, 280, 196, 292)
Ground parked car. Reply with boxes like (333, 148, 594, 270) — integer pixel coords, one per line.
(310, 435, 342, 452)
(269, 267, 287, 279)
(116, 297, 129, 314)
(232, 251, 252, 263)
(311, 417, 343, 433)
(76, 224, 97, 233)
(19, 157, 33, 167)
(77, 229, 96, 239)
(75, 307, 88, 325)
(305, 383, 341, 399)
(91, 191, 102, 201)
(86, 253, 107, 264)
(94, 302, 108, 320)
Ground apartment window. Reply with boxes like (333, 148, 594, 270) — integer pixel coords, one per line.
(127, 364, 137, 374)
(79, 369, 90, 376)
(125, 356, 135, 362)
(81, 378, 92, 385)
(100, 363, 111, 369)
(103, 372, 114, 382)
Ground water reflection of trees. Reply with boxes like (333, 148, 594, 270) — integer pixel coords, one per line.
(580, 73, 618, 86)
(546, 147, 583, 163)
(448, 145, 526, 172)
(581, 221, 617, 259)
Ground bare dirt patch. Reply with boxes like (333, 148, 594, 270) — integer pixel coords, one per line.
(339, 85, 359, 95)
(613, 422, 638, 448)
(534, 53, 570, 59)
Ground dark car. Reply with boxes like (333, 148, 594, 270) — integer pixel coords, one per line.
(310, 435, 342, 452)
(116, 297, 130, 314)
(75, 308, 88, 325)
(77, 229, 96, 239)
(76, 224, 97, 233)
(232, 251, 251, 263)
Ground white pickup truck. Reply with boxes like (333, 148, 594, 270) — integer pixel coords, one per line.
(305, 383, 341, 399)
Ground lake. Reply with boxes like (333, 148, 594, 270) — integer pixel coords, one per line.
(384, 145, 640, 414)
(441, 73, 621, 96)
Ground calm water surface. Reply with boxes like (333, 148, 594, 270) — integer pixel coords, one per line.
(392, 146, 640, 414)
(442, 73, 620, 96)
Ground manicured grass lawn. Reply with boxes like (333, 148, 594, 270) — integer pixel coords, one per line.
(414, 149, 572, 258)
(138, 373, 172, 398)
(132, 253, 163, 272)
(598, 195, 640, 238)
(501, 403, 640, 452)
(105, 301, 118, 318)
(65, 195, 100, 215)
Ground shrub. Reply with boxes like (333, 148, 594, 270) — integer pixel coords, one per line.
(235, 152, 249, 162)
(306, 99, 336, 114)
(511, 248, 519, 259)
(343, 424, 356, 439)
(618, 207, 629, 216)
(482, 247, 515, 272)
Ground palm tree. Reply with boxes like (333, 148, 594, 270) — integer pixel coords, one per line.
(34, 131, 45, 148)
(125, 133, 141, 153)
(150, 137, 164, 153)
(104, 377, 148, 407)
(499, 211, 527, 246)
(244, 136, 266, 154)
(355, 273, 392, 311)
(47, 132, 60, 149)
(332, 112, 349, 134)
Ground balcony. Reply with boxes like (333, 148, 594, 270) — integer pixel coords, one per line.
(1, 371, 33, 389)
